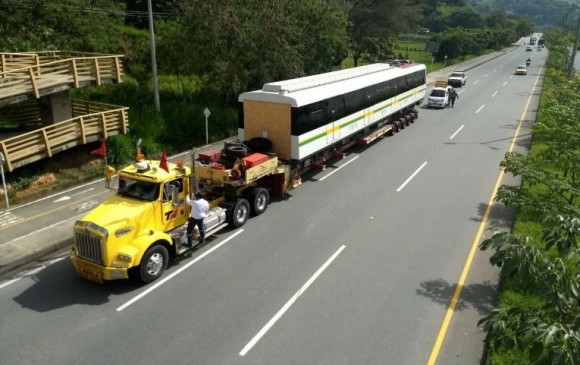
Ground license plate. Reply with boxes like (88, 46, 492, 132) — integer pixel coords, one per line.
(76, 260, 103, 284)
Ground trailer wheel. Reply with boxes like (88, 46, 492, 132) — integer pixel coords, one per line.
(138, 245, 168, 283)
(229, 198, 250, 228)
(249, 187, 269, 216)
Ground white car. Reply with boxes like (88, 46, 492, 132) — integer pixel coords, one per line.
(447, 71, 467, 87)
(427, 87, 451, 108)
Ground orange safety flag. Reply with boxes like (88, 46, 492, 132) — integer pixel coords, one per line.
(91, 140, 107, 157)
(159, 151, 169, 172)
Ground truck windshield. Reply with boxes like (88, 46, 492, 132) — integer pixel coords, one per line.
(450, 73, 462, 77)
(117, 177, 160, 201)
(430, 89, 446, 97)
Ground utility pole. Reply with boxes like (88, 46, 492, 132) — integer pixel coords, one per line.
(147, 0, 161, 113)
(567, 13, 580, 78)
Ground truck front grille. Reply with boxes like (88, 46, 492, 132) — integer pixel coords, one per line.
(74, 230, 105, 265)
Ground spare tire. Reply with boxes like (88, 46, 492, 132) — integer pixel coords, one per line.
(226, 145, 248, 158)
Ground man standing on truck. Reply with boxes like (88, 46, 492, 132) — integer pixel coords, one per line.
(449, 88, 459, 108)
(186, 191, 209, 246)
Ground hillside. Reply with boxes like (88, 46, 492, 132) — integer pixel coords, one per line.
(468, 0, 570, 27)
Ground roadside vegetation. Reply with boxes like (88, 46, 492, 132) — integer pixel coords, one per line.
(0, 0, 534, 202)
(479, 27, 580, 364)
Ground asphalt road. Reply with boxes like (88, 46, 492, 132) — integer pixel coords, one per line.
(0, 46, 545, 365)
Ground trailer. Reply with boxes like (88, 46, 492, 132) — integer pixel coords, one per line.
(70, 62, 427, 284)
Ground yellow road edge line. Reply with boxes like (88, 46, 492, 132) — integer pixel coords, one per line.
(426, 62, 544, 365)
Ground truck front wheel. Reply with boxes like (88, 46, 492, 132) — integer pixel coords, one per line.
(138, 245, 169, 283)
(229, 198, 250, 228)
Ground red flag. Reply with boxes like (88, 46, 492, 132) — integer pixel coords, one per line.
(159, 151, 169, 172)
(91, 141, 107, 157)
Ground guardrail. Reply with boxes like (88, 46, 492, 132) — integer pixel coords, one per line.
(0, 51, 124, 106)
(0, 100, 128, 172)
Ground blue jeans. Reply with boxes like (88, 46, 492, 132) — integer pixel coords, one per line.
(187, 217, 205, 244)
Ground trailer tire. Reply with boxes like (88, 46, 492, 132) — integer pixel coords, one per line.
(249, 187, 269, 216)
(137, 245, 168, 283)
(229, 198, 250, 228)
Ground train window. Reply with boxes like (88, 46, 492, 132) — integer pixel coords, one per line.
(292, 102, 325, 135)
(344, 89, 366, 115)
(327, 96, 345, 121)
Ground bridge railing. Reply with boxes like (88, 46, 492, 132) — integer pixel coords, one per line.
(0, 51, 124, 102)
(0, 100, 128, 171)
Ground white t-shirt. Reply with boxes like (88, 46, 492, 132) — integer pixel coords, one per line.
(186, 195, 209, 219)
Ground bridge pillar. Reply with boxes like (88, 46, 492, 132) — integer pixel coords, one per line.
(39, 90, 72, 126)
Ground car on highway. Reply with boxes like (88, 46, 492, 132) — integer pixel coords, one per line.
(526, 46, 533, 52)
(515, 65, 528, 75)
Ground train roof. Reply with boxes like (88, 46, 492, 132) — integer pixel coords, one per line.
(238, 63, 426, 107)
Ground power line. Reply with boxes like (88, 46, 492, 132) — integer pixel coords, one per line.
(2, 0, 178, 19)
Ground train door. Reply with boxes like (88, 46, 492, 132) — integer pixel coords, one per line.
(326, 98, 341, 144)
(364, 90, 373, 126)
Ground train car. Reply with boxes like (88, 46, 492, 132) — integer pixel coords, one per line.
(238, 62, 426, 174)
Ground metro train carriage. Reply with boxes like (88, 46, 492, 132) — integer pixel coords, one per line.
(238, 62, 427, 173)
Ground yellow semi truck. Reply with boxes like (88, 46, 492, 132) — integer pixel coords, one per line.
(70, 62, 426, 283)
(70, 146, 285, 283)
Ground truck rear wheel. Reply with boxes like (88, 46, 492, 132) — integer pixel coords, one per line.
(229, 198, 250, 228)
(249, 187, 269, 216)
(138, 245, 168, 283)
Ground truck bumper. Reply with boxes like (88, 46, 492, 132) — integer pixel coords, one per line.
(70, 250, 129, 283)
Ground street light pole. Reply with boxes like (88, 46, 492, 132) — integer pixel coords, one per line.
(147, 0, 161, 113)
(203, 108, 211, 145)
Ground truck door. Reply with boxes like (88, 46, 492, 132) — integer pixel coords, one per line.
(161, 178, 187, 230)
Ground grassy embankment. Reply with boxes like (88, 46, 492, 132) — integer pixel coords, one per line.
(488, 69, 579, 364)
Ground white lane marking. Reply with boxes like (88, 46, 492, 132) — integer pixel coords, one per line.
(0, 211, 24, 227)
(6, 180, 103, 212)
(476, 104, 486, 114)
(473, 80, 479, 85)
(239, 245, 346, 356)
(509, 75, 514, 79)
(449, 125, 465, 140)
(0, 257, 66, 289)
(502, 81, 508, 87)
(116, 230, 244, 312)
(318, 156, 359, 182)
(458, 89, 466, 94)
(493, 69, 497, 72)
(484, 74, 489, 78)
(0, 278, 19, 289)
(396, 162, 428, 192)
(72, 188, 95, 197)
(492, 91, 498, 98)
(12, 219, 73, 242)
(53, 196, 71, 203)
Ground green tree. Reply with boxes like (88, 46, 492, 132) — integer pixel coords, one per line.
(176, 0, 348, 102)
(348, 0, 422, 66)
(479, 215, 580, 364)
(496, 75, 580, 217)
